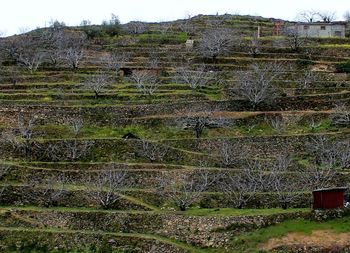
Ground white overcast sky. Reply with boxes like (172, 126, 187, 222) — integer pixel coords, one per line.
(0, 0, 349, 36)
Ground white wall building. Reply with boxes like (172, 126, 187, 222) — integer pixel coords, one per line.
(290, 22, 346, 38)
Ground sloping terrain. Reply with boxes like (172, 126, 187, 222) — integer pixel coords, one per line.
(0, 14, 349, 252)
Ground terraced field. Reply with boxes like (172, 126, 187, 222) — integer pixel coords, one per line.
(0, 15, 349, 252)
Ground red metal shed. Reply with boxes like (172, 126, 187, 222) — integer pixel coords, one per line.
(313, 187, 347, 209)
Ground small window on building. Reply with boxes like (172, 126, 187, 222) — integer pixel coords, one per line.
(321, 26, 326, 30)
(304, 25, 309, 30)
(334, 31, 342, 37)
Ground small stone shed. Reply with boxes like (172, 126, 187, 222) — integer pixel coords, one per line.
(313, 187, 347, 209)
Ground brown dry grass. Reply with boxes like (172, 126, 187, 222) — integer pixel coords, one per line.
(261, 230, 350, 251)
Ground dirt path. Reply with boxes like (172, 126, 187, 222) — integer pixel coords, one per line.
(261, 230, 350, 251)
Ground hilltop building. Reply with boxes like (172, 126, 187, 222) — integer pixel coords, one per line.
(288, 22, 346, 38)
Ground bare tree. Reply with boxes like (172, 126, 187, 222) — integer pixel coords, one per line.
(148, 53, 161, 69)
(129, 70, 161, 96)
(39, 175, 66, 207)
(45, 140, 94, 161)
(307, 136, 350, 169)
(215, 139, 248, 167)
(158, 168, 214, 211)
(296, 10, 319, 23)
(140, 140, 168, 163)
(179, 14, 194, 36)
(101, 52, 130, 73)
(198, 28, 234, 61)
(316, 11, 337, 22)
(231, 62, 283, 107)
(158, 22, 172, 34)
(18, 50, 45, 73)
(221, 165, 261, 209)
(269, 154, 302, 209)
(17, 112, 37, 140)
(265, 115, 286, 134)
(85, 168, 127, 209)
(180, 110, 226, 138)
(331, 103, 350, 127)
(247, 33, 260, 57)
(60, 32, 86, 69)
(1, 35, 45, 73)
(205, 14, 229, 29)
(2, 112, 38, 157)
(84, 72, 110, 99)
(297, 70, 319, 90)
(283, 26, 306, 52)
(41, 30, 66, 67)
(299, 164, 337, 190)
(64, 115, 84, 136)
(174, 64, 214, 90)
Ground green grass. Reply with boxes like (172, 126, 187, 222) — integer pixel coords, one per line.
(34, 118, 338, 141)
(231, 216, 350, 252)
(137, 32, 188, 44)
(184, 208, 309, 217)
(319, 44, 350, 49)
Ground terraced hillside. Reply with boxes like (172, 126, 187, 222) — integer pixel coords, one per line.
(0, 14, 349, 252)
